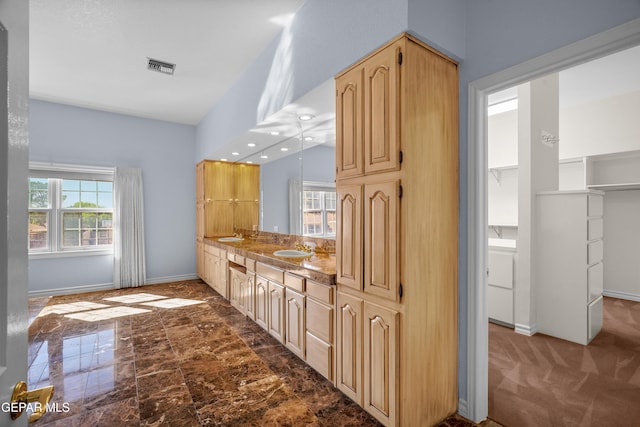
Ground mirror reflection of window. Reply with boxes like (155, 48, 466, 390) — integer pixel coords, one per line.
(302, 183, 336, 237)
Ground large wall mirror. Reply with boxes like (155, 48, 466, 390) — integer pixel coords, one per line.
(210, 79, 336, 239)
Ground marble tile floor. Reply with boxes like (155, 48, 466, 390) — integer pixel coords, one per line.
(28, 280, 494, 426)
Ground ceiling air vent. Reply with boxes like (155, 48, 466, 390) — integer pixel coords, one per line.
(147, 58, 175, 75)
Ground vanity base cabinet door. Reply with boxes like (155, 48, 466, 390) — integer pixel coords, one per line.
(363, 301, 399, 427)
(336, 291, 364, 405)
(268, 281, 286, 344)
(229, 268, 244, 313)
(255, 276, 268, 331)
(285, 288, 306, 358)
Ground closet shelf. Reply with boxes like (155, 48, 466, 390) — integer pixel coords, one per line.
(587, 182, 640, 191)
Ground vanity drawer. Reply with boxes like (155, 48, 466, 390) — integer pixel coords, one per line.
(246, 258, 256, 272)
(305, 332, 333, 381)
(306, 280, 334, 305)
(204, 245, 219, 257)
(306, 298, 334, 343)
(588, 218, 603, 241)
(284, 273, 305, 293)
(588, 240, 603, 265)
(257, 262, 284, 283)
(227, 252, 245, 265)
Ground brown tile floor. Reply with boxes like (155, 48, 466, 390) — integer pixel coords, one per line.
(28, 280, 493, 426)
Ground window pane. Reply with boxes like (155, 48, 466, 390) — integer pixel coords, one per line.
(98, 192, 113, 209)
(303, 211, 323, 236)
(29, 178, 49, 208)
(326, 211, 337, 235)
(63, 230, 80, 247)
(63, 212, 81, 229)
(97, 181, 113, 192)
(62, 212, 113, 248)
(80, 180, 98, 192)
(29, 211, 49, 250)
(62, 190, 80, 208)
(62, 179, 80, 191)
(325, 192, 336, 210)
(80, 191, 99, 207)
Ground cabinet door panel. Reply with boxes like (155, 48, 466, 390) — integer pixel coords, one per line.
(336, 291, 363, 405)
(205, 200, 233, 237)
(204, 161, 234, 200)
(268, 281, 285, 344)
(337, 185, 363, 290)
(336, 67, 364, 179)
(364, 180, 399, 301)
(364, 42, 400, 175)
(245, 273, 256, 320)
(285, 288, 305, 358)
(229, 268, 244, 312)
(364, 302, 398, 426)
(217, 257, 228, 299)
(255, 276, 268, 330)
(234, 163, 260, 200)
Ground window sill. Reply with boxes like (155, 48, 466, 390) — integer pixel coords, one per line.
(29, 249, 113, 260)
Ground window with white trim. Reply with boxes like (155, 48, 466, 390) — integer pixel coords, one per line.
(302, 182, 336, 237)
(29, 163, 114, 255)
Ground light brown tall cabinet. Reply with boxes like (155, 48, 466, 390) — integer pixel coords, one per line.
(195, 160, 260, 282)
(335, 33, 458, 427)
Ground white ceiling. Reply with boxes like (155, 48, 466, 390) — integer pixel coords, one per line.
(29, 0, 305, 125)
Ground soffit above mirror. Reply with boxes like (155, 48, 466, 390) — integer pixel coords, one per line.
(211, 79, 336, 165)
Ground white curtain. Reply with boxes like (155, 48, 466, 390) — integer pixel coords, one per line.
(289, 178, 302, 235)
(113, 167, 146, 288)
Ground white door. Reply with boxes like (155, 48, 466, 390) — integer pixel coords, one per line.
(0, 16, 29, 427)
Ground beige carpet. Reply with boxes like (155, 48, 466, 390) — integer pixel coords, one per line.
(489, 297, 640, 426)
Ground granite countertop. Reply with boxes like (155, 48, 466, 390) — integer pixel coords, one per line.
(204, 236, 336, 285)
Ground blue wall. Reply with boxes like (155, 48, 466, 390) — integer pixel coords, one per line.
(29, 100, 197, 293)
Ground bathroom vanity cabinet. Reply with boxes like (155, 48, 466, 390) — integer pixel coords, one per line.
(196, 159, 259, 293)
(335, 33, 458, 426)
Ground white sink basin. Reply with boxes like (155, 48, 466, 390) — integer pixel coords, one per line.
(218, 237, 243, 242)
(273, 249, 312, 257)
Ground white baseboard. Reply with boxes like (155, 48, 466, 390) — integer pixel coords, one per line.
(28, 282, 114, 297)
(144, 274, 199, 285)
(28, 274, 200, 297)
(514, 323, 537, 336)
(602, 289, 640, 302)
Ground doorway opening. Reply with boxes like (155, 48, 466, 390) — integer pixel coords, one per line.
(466, 17, 640, 424)
(486, 45, 640, 425)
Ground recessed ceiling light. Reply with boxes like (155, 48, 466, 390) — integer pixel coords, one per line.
(246, 161, 253, 164)
(304, 136, 313, 141)
(260, 154, 268, 159)
(280, 147, 289, 152)
(231, 152, 240, 156)
(298, 114, 314, 121)
(221, 158, 228, 161)
(248, 143, 256, 147)
(270, 131, 280, 136)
